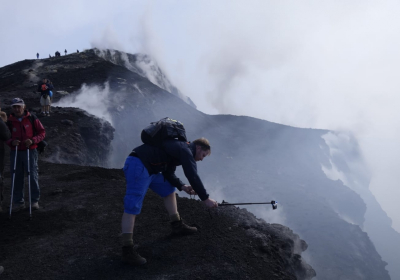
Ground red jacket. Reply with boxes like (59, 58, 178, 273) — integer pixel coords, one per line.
(6, 111, 46, 151)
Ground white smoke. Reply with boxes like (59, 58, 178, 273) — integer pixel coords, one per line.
(53, 83, 113, 125)
(128, 1, 400, 235)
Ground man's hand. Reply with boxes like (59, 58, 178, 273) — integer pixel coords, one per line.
(24, 139, 33, 147)
(203, 198, 218, 208)
(182, 185, 196, 195)
(12, 140, 20, 146)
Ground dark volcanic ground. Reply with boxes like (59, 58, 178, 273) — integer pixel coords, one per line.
(0, 56, 315, 279)
(0, 162, 312, 280)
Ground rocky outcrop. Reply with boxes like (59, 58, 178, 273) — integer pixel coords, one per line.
(221, 206, 316, 280)
(32, 107, 115, 166)
(93, 48, 197, 108)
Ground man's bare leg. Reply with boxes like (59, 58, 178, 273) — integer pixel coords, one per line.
(164, 192, 197, 234)
(121, 212, 146, 265)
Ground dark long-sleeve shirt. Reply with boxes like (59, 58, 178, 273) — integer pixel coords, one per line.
(0, 118, 11, 151)
(0, 119, 10, 142)
(132, 139, 209, 201)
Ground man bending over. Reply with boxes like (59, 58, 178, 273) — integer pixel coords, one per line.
(121, 137, 218, 265)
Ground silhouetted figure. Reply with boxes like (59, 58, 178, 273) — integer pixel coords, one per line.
(36, 53, 39, 59)
(55, 51, 60, 57)
(64, 49, 67, 55)
(77, 49, 79, 53)
(49, 54, 51, 58)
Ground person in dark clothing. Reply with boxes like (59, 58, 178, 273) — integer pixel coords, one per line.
(64, 49, 67, 55)
(36, 53, 39, 59)
(0, 110, 11, 213)
(77, 49, 79, 53)
(121, 137, 217, 265)
(37, 78, 53, 116)
(6, 98, 45, 212)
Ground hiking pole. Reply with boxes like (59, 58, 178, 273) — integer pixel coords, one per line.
(218, 200, 278, 210)
(27, 149, 32, 220)
(9, 147, 18, 218)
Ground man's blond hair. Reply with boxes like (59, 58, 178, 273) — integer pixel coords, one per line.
(193, 137, 211, 154)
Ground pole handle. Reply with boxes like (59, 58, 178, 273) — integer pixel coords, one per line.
(218, 200, 277, 207)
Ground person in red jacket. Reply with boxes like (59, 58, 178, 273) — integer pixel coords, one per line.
(6, 98, 46, 212)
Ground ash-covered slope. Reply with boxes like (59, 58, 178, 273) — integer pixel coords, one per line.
(0, 49, 396, 279)
(0, 52, 315, 279)
(94, 48, 197, 108)
(0, 162, 314, 280)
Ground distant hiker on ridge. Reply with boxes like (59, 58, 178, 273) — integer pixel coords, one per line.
(77, 49, 79, 53)
(36, 53, 39, 59)
(64, 49, 67, 55)
(6, 98, 45, 212)
(120, 118, 218, 265)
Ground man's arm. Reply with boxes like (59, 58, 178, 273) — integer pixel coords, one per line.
(162, 140, 210, 201)
(163, 165, 185, 191)
(0, 119, 10, 142)
(179, 149, 209, 201)
(32, 119, 45, 143)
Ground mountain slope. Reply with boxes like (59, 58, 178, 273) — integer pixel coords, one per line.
(0, 49, 395, 279)
(0, 51, 315, 280)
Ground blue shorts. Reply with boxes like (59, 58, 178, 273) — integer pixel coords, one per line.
(123, 156, 176, 215)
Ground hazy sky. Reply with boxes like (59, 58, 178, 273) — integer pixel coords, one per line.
(2, 0, 400, 232)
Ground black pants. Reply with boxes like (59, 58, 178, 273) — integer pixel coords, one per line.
(0, 148, 4, 202)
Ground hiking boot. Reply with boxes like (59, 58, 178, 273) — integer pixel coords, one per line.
(12, 202, 26, 212)
(122, 246, 147, 265)
(171, 219, 198, 235)
(46, 113, 50, 116)
(31, 202, 40, 210)
(41, 112, 46, 116)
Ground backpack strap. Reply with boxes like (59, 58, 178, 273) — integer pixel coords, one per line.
(28, 113, 38, 136)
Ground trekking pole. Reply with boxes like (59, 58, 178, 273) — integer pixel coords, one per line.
(27, 149, 32, 219)
(218, 200, 278, 210)
(9, 147, 18, 218)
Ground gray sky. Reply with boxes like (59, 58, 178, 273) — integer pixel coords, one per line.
(2, 0, 400, 232)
